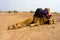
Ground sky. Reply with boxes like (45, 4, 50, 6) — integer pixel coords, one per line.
(0, 0, 60, 12)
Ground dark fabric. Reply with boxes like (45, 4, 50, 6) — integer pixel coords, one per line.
(42, 10, 52, 19)
(42, 10, 48, 15)
(34, 8, 43, 18)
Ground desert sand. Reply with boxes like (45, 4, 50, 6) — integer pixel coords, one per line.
(0, 12, 60, 40)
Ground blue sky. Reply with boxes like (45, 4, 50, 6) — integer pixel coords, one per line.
(0, 0, 60, 12)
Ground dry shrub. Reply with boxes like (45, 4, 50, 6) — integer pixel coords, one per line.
(8, 10, 18, 13)
(14, 10, 18, 13)
(30, 10, 35, 13)
(0, 11, 1, 13)
(8, 11, 12, 13)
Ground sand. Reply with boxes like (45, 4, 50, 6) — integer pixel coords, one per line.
(0, 12, 60, 40)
